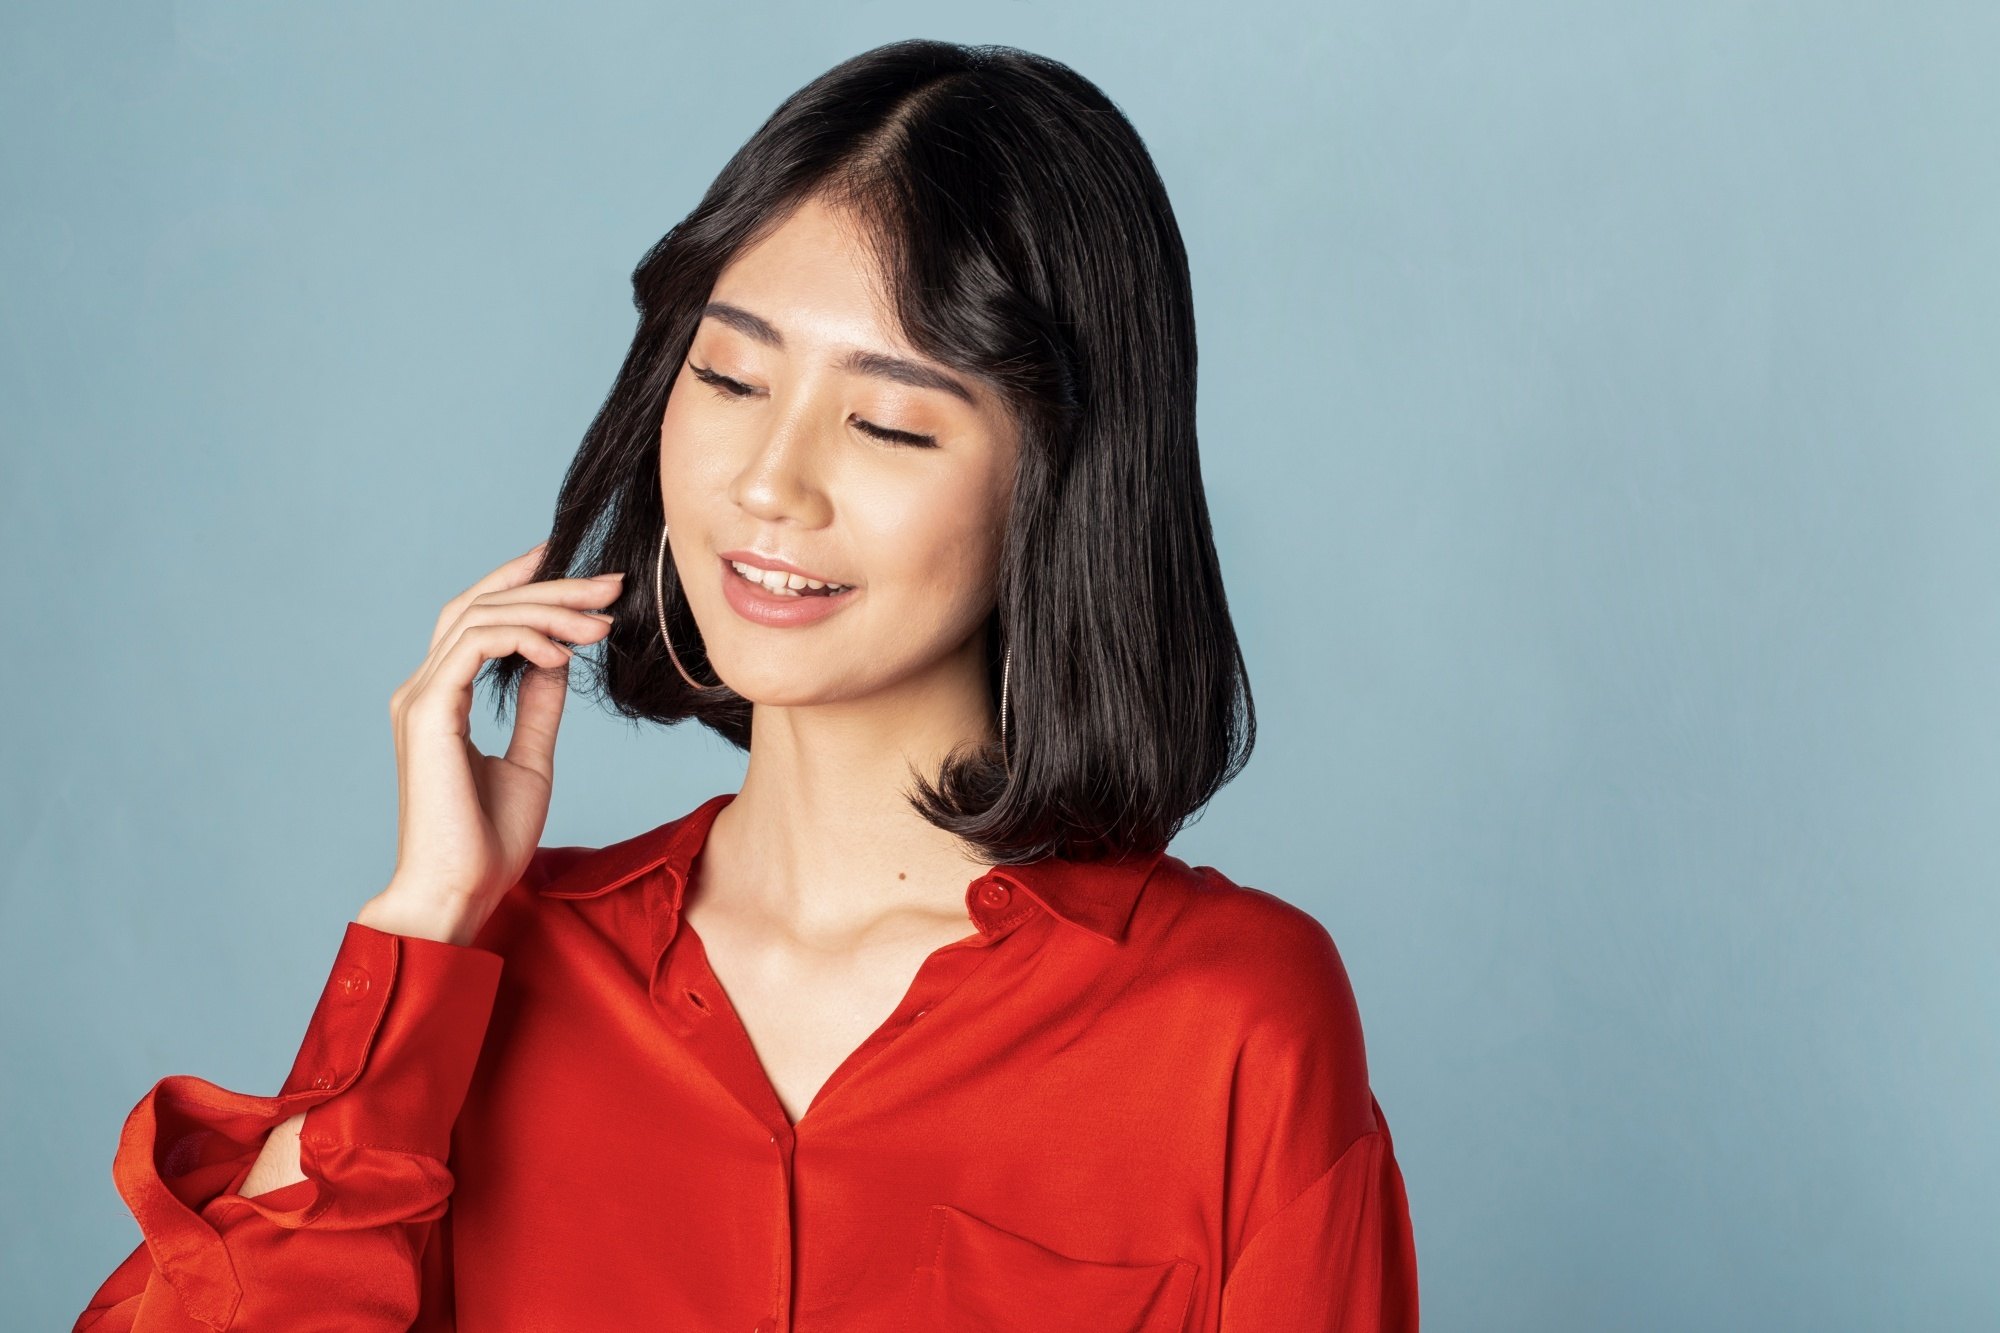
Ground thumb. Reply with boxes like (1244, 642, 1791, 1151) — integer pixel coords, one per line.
(503, 658, 570, 781)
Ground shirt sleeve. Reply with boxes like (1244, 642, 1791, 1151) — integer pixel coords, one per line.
(1214, 895, 1420, 1330)
(72, 918, 504, 1333)
(1218, 1095, 1419, 1332)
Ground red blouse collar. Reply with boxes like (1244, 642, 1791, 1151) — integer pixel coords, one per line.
(534, 790, 1167, 944)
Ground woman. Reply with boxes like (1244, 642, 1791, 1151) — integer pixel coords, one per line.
(77, 39, 1416, 1332)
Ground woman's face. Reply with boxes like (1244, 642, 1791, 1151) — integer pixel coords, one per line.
(658, 195, 1021, 708)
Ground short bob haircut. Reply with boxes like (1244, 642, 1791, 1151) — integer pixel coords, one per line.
(483, 38, 1255, 866)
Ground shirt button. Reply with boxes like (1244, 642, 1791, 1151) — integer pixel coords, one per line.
(977, 882, 1011, 909)
(311, 1071, 336, 1089)
(752, 1321, 776, 1333)
(335, 967, 370, 999)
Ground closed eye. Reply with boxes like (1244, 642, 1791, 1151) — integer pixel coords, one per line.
(686, 360, 938, 449)
(688, 361, 754, 398)
(853, 419, 937, 448)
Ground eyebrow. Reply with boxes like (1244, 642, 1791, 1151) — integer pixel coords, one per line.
(698, 300, 978, 407)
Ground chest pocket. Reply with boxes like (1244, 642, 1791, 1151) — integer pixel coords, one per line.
(905, 1203, 1199, 1333)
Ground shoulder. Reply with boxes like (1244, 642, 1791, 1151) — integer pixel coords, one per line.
(523, 842, 606, 891)
(1140, 857, 1375, 1108)
(1145, 857, 1365, 1027)
(463, 791, 737, 956)
(466, 842, 631, 957)
(1139, 859, 1384, 1168)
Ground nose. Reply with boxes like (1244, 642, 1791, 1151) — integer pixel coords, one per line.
(726, 397, 835, 528)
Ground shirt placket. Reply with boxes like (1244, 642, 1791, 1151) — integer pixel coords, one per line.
(644, 867, 1048, 1333)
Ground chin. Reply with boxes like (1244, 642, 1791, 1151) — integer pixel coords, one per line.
(709, 657, 851, 707)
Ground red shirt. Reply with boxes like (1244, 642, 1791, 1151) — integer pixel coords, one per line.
(78, 790, 1418, 1331)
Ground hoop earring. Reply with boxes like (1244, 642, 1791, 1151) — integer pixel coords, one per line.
(656, 523, 729, 692)
(998, 639, 1013, 777)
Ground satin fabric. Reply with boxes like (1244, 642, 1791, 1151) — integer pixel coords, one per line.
(77, 790, 1418, 1331)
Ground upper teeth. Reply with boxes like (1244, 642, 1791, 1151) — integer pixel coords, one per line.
(730, 560, 849, 595)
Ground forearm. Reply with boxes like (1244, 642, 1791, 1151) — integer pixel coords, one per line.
(236, 1111, 307, 1197)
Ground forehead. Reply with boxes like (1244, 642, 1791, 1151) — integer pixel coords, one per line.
(700, 197, 1013, 423)
(705, 197, 900, 347)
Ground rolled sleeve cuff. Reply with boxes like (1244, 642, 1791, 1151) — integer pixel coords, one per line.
(114, 921, 503, 1329)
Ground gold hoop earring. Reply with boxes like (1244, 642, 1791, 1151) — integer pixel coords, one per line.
(657, 523, 729, 692)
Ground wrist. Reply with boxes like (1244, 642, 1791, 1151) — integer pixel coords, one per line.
(355, 889, 480, 947)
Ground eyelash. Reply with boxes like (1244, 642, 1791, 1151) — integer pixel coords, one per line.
(686, 361, 938, 448)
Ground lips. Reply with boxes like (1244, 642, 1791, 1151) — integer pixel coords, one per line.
(715, 547, 851, 588)
(726, 561, 845, 597)
(717, 553, 860, 628)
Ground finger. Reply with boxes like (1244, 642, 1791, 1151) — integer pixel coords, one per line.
(504, 653, 570, 783)
(431, 539, 559, 653)
(402, 623, 573, 739)
(466, 573, 627, 615)
(406, 601, 612, 705)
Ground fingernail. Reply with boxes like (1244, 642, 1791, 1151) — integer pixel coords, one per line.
(592, 571, 626, 581)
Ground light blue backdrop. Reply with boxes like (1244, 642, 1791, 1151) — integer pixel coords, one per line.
(6, 4, 1994, 1329)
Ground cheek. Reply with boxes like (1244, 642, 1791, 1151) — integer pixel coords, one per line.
(869, 483, 1006, 615)
(658, 387, 698, 479)
(658, 388, 735, 498)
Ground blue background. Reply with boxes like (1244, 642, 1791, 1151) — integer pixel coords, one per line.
(6, 4, 1995, 1328)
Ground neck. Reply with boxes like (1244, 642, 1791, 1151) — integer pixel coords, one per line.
(698, 649, 1002, 941)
